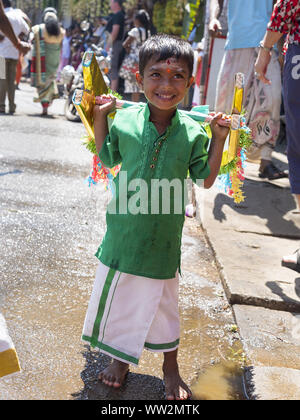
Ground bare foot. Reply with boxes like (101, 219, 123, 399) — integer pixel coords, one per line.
(99, 359, 129, 388)
(163, 364, 192, 400)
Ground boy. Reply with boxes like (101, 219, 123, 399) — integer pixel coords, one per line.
(82, 34, 229, 400)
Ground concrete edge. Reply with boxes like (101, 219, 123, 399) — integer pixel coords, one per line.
(198, 220, 300, 313)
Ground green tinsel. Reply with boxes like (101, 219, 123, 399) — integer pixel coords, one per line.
(218, 157, 238, 175)
(218, 128, 252, 175)
(83, 135, 97, 154)
(239, 129, 252, 149)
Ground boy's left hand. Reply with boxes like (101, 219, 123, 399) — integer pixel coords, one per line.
(209, 112, 230, 143)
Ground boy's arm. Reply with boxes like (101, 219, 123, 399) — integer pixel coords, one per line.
(93, 96, 116, 155)
(204, 113, 229, 189)
(204, 135, 226, 189)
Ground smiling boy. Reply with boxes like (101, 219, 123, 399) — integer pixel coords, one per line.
(82, 34, 229, 400)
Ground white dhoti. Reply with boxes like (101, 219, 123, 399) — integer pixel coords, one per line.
(82, 262, 180, 366)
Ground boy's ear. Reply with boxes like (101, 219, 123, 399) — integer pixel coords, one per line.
(187, 76, 194, 88)
(136, 72, 143, 87)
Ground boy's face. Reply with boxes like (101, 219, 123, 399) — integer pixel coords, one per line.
(136, 56, 194, 112)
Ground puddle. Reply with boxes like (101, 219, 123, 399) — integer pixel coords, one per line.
(192, 360, 246, 400)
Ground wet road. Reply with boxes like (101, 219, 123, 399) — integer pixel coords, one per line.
(0, 84, 243, 400)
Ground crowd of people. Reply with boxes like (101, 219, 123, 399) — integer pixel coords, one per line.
(0, 0, 156, 116)
(0, 0, 204, 115)
(209, 0, 299, 272)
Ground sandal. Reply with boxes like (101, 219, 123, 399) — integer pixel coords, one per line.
(259, 162, 288, 180)
(281, 249, 300, 273)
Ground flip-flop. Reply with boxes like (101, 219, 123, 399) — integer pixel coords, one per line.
(259, 162, 288, 180)
(281, 249, 300, 273)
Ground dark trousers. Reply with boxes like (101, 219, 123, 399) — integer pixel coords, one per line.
(0, 58, 18, 113)
(283, 44, 300, 194)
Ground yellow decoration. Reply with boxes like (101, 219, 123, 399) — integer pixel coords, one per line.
(221, 150, 229, 168)
(230, 173, 245, 204)
(224, 73, 244, 166)
(73, 52, 109, 141)
(221, 73, 248, 203)
(82, 51, 108, 96)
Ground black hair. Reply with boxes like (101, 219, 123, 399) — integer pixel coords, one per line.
(139, 34, 194, 77)
(45, 17, 60, 37)
(113, 0, 123, 7)
(3, 0, 11, 8)
(134, 9, 150, 39)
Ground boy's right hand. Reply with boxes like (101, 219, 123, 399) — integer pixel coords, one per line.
(94, 94, 116, 119)
(210, 112, 230, 144)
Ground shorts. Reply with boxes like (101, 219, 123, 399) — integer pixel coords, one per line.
(82, 262, 180, 366)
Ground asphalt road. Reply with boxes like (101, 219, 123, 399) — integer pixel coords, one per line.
(0, 83, 244, 400)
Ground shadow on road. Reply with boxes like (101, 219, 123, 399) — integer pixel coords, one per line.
(72, 345, 165, 400)
(265, 277, 300, 312)
(212, 177, 299, 238)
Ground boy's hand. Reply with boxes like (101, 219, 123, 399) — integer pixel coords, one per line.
(93, 95, 116, 155)
(204, 113, 230, 189)
(209, 112, 230, 143)
(94, 94, 116, 119)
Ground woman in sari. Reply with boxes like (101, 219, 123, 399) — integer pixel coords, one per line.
(31, 8, 64, 116)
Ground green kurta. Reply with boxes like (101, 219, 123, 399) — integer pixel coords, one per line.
(96, 103, 210, 279)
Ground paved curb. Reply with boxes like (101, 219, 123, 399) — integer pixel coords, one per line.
(244, 366, 300, 400)
(193, 157, 300, 399)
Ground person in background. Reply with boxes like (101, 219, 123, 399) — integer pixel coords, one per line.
(0, 0, 28, 380)
(14, 9, 31, 90)
(191, 40, 204, 106)
(30, 8, 64, 116)
(254, 0, 300, 271)
(121, 9, 151, 102)
(0, 0, 29, 114)
(57, 26, 72, 82)
(0, 0, 29, 55)
(93, 16, 108, 49)
(255, 0, 300, 212)
(210, 0, 287, 181)
(70, 23, 84, 70)
(105, 0, 125, 92)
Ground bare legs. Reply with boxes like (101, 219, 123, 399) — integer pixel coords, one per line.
(163, 349, 192, 400)
(98, 359, 129, 388)
(98, 349, 192, 400)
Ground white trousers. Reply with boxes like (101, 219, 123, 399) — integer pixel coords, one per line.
(82, 262, 180, 365)
(215, 47, 282, 161)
